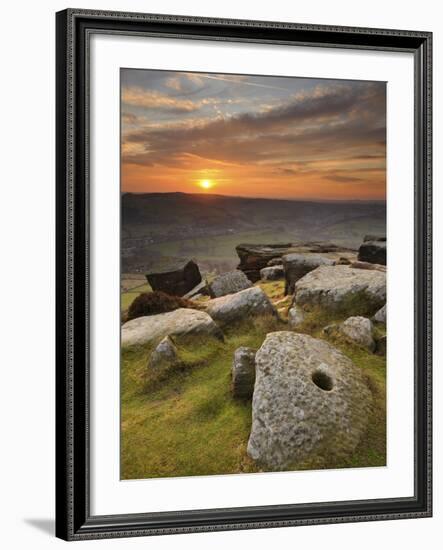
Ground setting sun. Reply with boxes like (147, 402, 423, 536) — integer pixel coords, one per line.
(198, 179, 214, 190)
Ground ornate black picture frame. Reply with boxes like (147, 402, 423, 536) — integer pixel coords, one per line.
(55, 8, 432, 541)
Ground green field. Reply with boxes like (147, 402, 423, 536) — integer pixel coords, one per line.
(143, 230, 297, 258)
(121, 281, 386, 479)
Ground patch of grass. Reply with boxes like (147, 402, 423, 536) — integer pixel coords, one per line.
(256, 280, 286, 302)
(121, 292, 138, 311)
(121, 301, 386, 478)
(121, 317, 283, 479)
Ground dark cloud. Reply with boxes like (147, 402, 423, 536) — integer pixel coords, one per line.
(123, 81, 385, 167)
(121, 78, 385, 202)
(122, 112, 138, 125)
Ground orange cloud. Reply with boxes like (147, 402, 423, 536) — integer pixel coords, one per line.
(122, 87, 200, 113)
(121, 76, 386, 200)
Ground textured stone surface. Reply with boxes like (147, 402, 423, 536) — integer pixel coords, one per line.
(146, 259, 202, 297)
(267, 257, 284, 267)
(247, 332, 372, 470)
(288, 305, 305, 329)
(350, 260, 386, 272)
(147, 336, 181, 373)
(294, 265, 386, 313)
(236, 243, 293, 282)
(205, 286, 277, 327)
(373, 304, 387, 324)
(208, 270, 252, 298)
(282, 253, 335, 294)
(358, 240, 386, 265)
(236, 242, 353, 282)
(231, 347, 256, 399)
(183, 280, 209, 299)
(260, 265, 285, 281)
(339, 316, 375, 351)
(122, 308, 223, 348)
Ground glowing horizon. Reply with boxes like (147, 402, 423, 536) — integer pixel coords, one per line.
(121, 70, 386, 201)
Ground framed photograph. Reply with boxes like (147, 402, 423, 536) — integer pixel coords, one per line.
(55, 9, 432, 541)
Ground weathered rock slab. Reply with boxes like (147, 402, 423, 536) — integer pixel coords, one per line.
(183, 280, 209, 299)
(267, 257, 284, 267)
(236, 243, 293, 282)
(231, 347, 256, 399)
(288, 305, 305, 329)
(247, 332, 372, 470)
(339, 316, 375, 351)
(358, 239, 386, 265)
(373, 304, 387, 324)
(283, 253, 335, 294)
(205, 286, 277, 327)
(146, 259, 202, 297)
(260, 265, 284, 281)
(294, 265, 386, 314)
(350, 260, 386, 272)
(122, 308, 223, 348)
(208, 270, 252, 298)
(147, 336, 181, 374)
(236, 242, 355, 282)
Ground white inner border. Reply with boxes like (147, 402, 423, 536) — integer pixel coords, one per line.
(90, 34, 415, 516)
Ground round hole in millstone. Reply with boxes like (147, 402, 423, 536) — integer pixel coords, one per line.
(311, 370, 334, 392)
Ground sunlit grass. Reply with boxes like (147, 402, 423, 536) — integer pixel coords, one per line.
(121, 279, 386, 479)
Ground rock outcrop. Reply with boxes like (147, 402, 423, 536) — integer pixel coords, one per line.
(350, 260, 386, 272)
(146, 259, 202, 297)
(260, 265, 284, 281)
(183, 280, 209, 299)
(267, 257, 284, 267)
(282, 253, 335, 294)
(204, 286, 277, 327)
(236, 242, 355, 282)
(288, 305, 305, 329)
(247, 332, 372, 470)
(325, 316, 375, 351)
(294, 265, 386, 314)
(121, 308, 223, 348)
(231, 347, 256, 399)
(236, 243, 293, 282)
(303, 242, 354, 254)
(207, 270, 252, 298)
(358, 237, 386, 265)
(147, 336, 181, 374)
(373, 304, 387, 324)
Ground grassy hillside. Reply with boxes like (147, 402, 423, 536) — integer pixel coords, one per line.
(121, 281, 386, 480)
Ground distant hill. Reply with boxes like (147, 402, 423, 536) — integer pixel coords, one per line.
(122, 192, 385, 230)
(121, 192, 386, 273)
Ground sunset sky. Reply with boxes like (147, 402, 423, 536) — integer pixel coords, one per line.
(121, 69, 386, 200)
